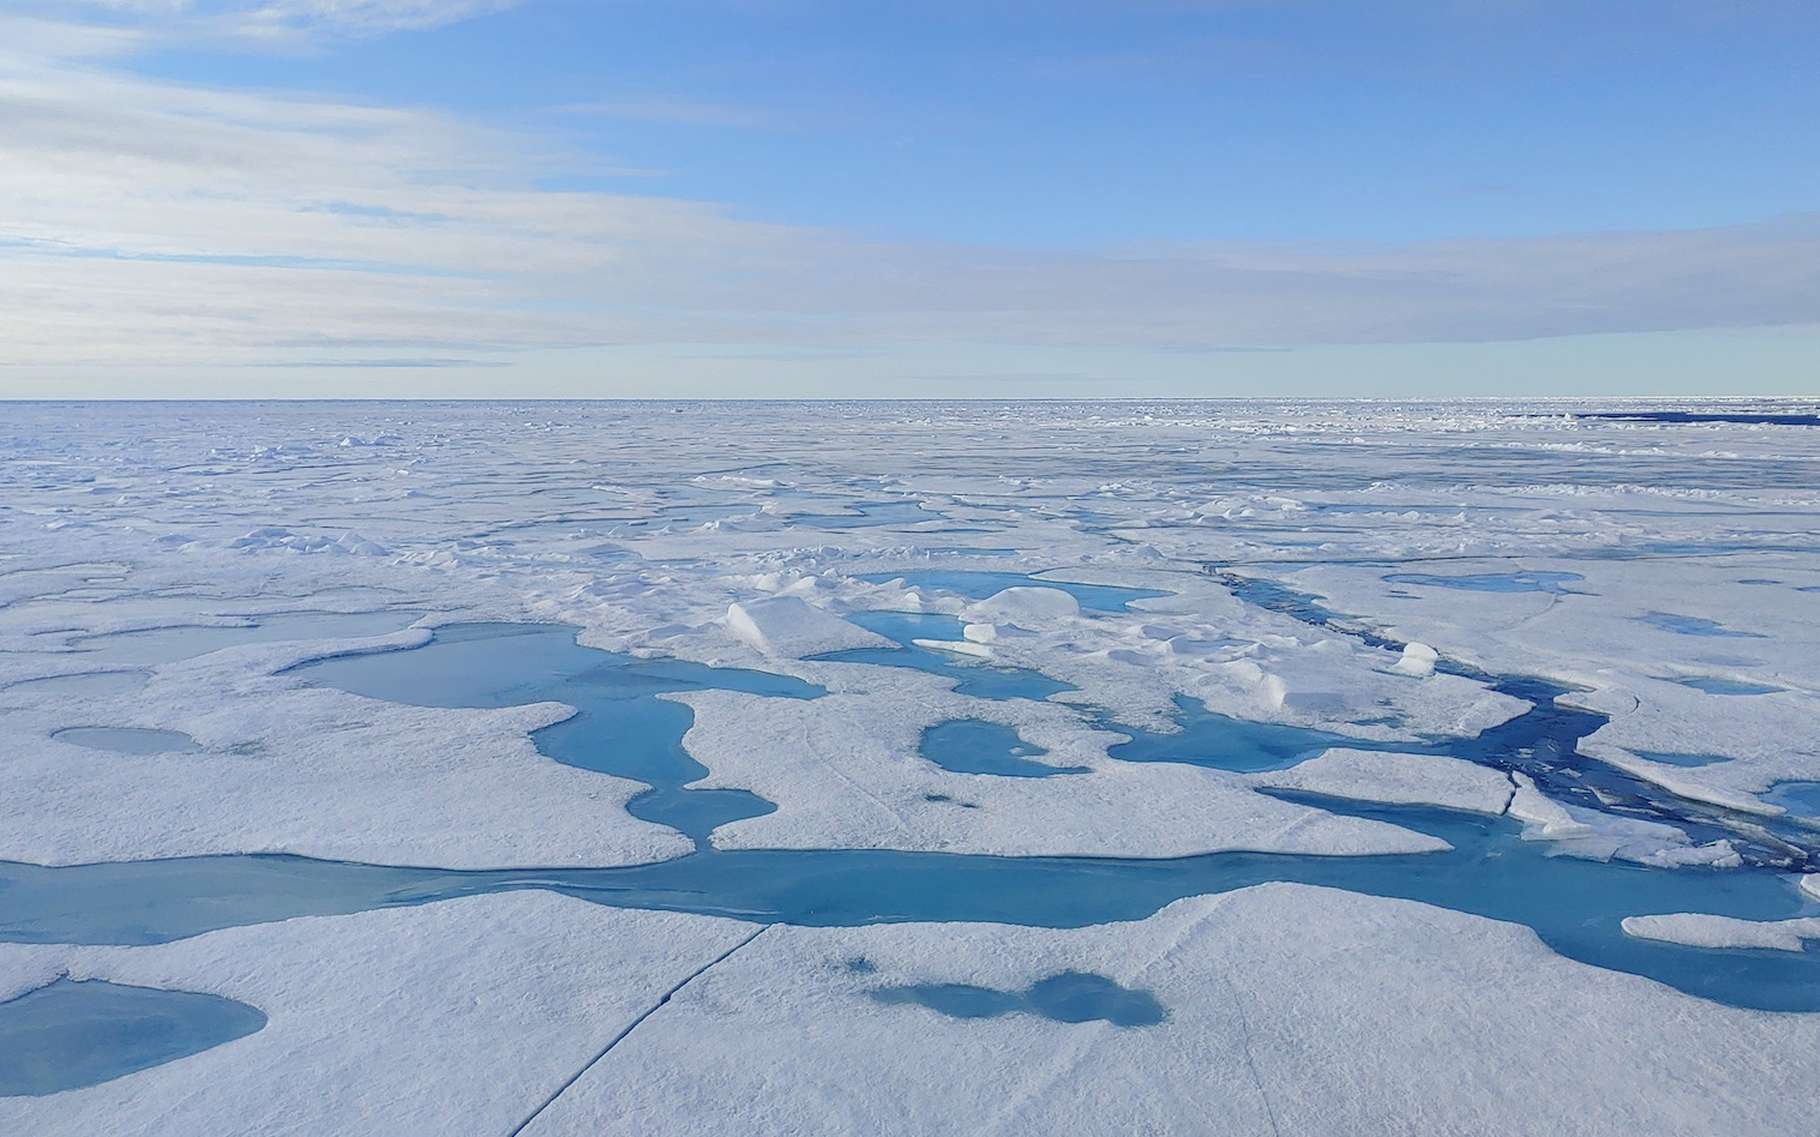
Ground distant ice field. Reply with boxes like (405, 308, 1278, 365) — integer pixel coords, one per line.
(2, 398, 1818, 1134)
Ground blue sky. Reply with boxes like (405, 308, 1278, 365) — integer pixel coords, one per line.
(2, 0, 1817, 396)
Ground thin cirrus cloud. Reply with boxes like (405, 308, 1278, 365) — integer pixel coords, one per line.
(32, 0, 523, 43)
(1, 7, 1817, 375)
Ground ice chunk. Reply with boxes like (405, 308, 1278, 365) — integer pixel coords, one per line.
(1621, 912, 1820, 953)
(724, 597, 883, 658)
(964, 586, 1081, 628)
(1254, 749, 1513, 815)
(1390, 641, 1438, 677)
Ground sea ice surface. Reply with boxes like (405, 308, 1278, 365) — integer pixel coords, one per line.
(4, 399, 1818, 1134)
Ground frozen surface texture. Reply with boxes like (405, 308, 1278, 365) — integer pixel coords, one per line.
(525, 886, 1820, 1137)
(3, 399, 1819, 1133)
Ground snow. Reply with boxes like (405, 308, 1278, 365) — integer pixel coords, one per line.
(0, 893, 754, 1135)
(723, 595, 885, 658)
(680, 680, 1446, 859)
(3, 398, 1817, 1134)
(1390, 640, 1438, 677)
(1621, 912, 1820, 953)
(0, 627, 692, 868)
(1505, 773, 1740, 865)
(1252, 748, 1515, 815)
(523, 885, 1820, 1137)
(963, 585, 1083, 626)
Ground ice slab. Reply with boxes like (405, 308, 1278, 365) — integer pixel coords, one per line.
(523, 886, 1820, 1137)
(0, 894, 754, 1135)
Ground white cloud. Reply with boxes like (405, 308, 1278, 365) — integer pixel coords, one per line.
(1, 12, 1817, 373)
(1, 1, 520, 51)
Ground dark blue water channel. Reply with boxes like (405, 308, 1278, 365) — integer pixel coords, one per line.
(1208, 568, 1820, 872)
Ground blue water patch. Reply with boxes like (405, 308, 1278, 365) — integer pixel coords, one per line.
(1631, 750, 1734, 769)
(1107, 694, 1398, 773)
(871, 971, 1165, 1027)
(1215, 567, 1820, 868)
(1575, 541, 1819, 561)
(5, 793, 1820, 1010)
(72, 610, 425, 666)
(813, 611, 1075, 701)
(294, 623, 821, 846)
(1382, 570, 1584, 595)
(1766, 782, 1820, 820)
(1635, 612, 1762, 638)
(1566, 410, 1820, 426)
(51, 727, 198, 755)
(0, 978, 266, 1097)
(855, 570, 1170, 612)
(1671, 676, 1784, 696)
(915, 546, 1020, 558)
(794, 501, 944, 530)
(920, 720, 1088, 777)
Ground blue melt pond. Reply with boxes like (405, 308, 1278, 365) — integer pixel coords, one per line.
(1382, 570, 1584, 595)
(1635, 612, 1762, 638)
(51, 727, 198, 755)
(8, 793, 1820, 1010)
(794, 501, 943, 530)
(920, 720, 1087, 777)
(293, 623, 823, 846)
(1631, 750, 1734, 769)
(1672, 676, 1784, 696)
(813, 611, 1074, 701)
(855, 570, 1169, 613)
(73, 610, 425, 667)
(1107, 694, 1393, 773)
(872, 971, 1165, 1027)
(1766, 781, 1820, 820)
(15, 621, 1820, 1014)
(0, 978, 265, 1097)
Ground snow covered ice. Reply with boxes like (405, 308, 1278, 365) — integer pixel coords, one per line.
(4, 398, 1820, 1134)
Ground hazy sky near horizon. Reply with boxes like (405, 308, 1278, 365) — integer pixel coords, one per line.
(3, 0, 1817, 398)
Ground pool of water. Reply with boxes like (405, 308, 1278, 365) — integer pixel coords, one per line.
(1635, 612, 1762, 638)
(1381, 570, 1585, 595)
(1566, 410, 1820, 426)
(2, 792, 1817, 1010)
(919, 720, 1087, 777)
(293, 623, 822, 847)
(1629, 750, 1734, 768)
(0, 978, 266, 1097)
(855, 570, 1170, 612)
(871, 970, 1165, 1027)
(51, 727, 199, 755)
(71, 610, 426, 667)
(813, 612, 1075, 701)
(13, 599, 1820, 1024)
(1766, 781, 1820, 820)
(794, 501, 944, 530)
(1671, 676, 1785, 696)
(1106, 694, 1401, 773)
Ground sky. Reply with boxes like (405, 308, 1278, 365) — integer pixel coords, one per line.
(2, 0, 1817, 398)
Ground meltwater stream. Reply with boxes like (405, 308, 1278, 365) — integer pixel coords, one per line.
(1209, 568, 1820, 871)
(4, 616, 1819, 1012)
